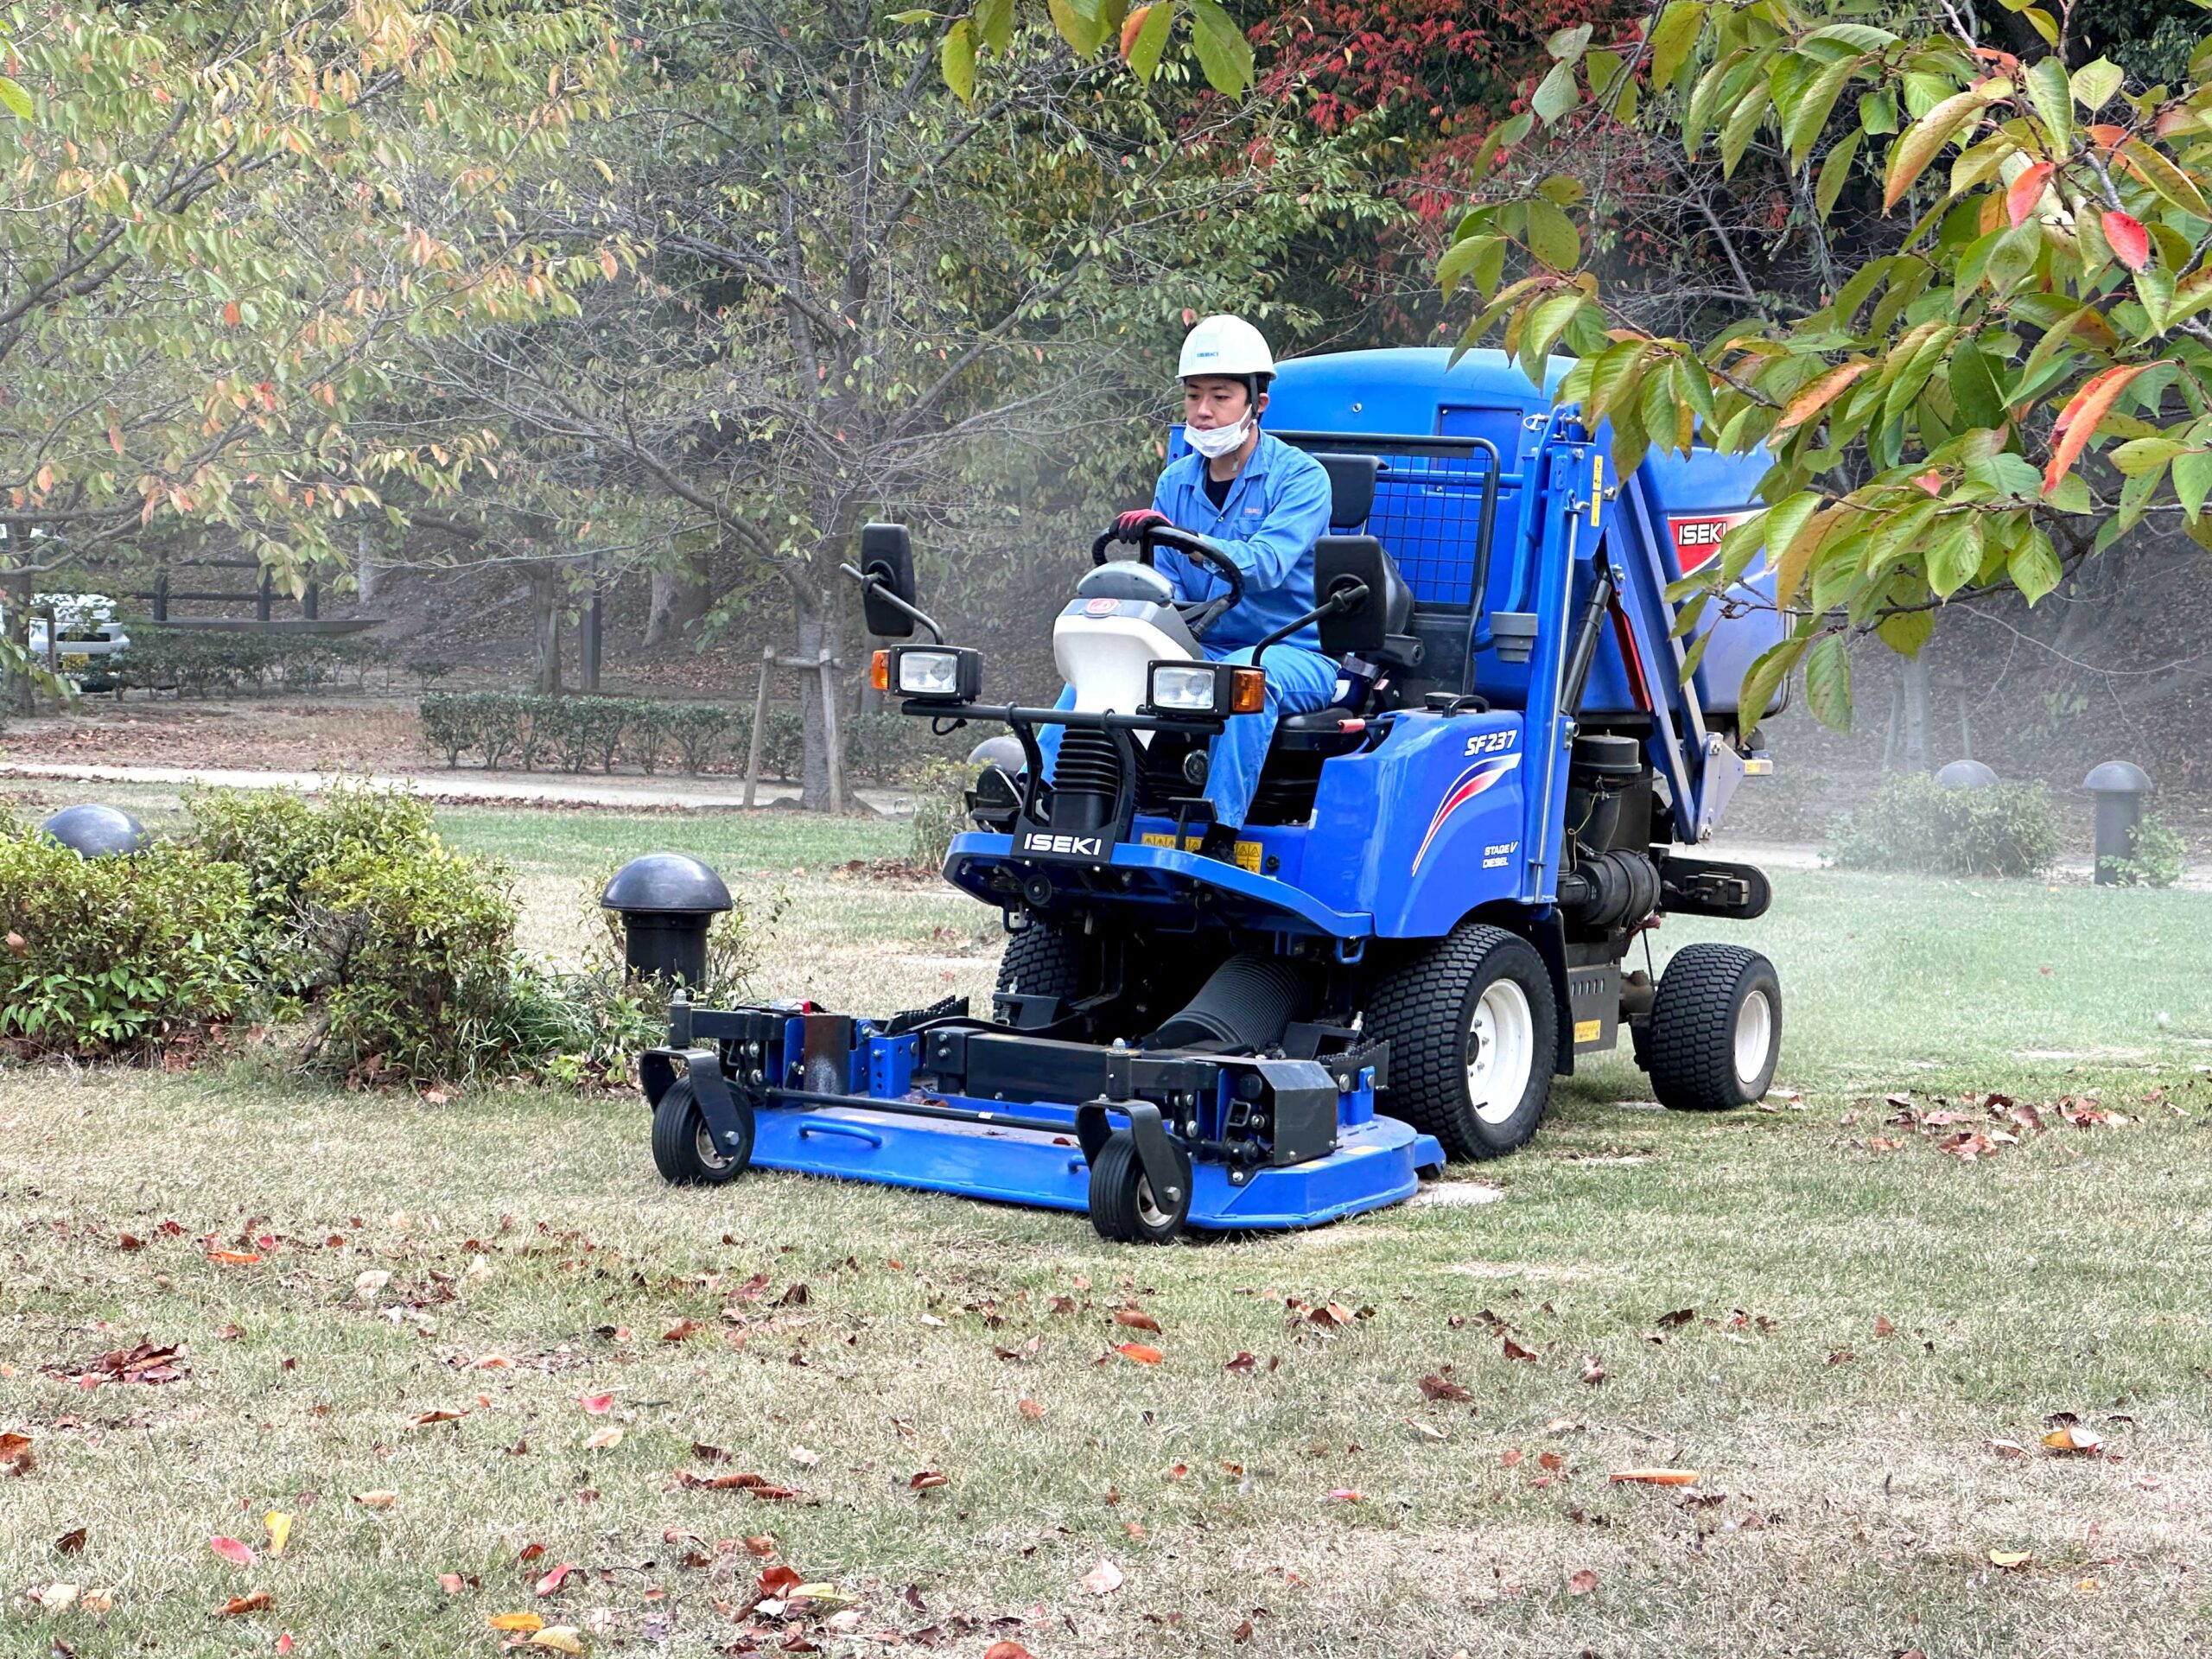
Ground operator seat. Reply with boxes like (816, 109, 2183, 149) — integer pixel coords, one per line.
(1268, 452, 1416, 757)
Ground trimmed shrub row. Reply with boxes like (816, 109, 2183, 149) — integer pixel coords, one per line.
(1827, 773, 2063, 877)
(417, 691, 963, 782)
(108, 629, 397, 696)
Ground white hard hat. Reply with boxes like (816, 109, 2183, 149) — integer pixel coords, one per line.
(1179, 315, 1274, 381)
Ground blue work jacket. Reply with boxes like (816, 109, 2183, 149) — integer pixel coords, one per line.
(1151, 429, 1332, 653)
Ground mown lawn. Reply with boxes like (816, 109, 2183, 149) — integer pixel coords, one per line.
(5, 800, 2212, 1657)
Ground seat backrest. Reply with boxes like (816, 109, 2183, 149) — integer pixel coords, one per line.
(1311, 453, 1381, 530)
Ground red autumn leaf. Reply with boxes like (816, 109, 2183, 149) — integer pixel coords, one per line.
(1501, 1448, 1524, 1468)
(206, 1249, 263, 1265)
(1328, 1487, 1363, 1502)
(1115, 1343, 1164, 1365)
(1537, 1451, 1565, 1471)
(2005, 160, 2056, 228)
(1118, 4, 1151, 58)
(577, 1392, 614, 1414)
(1419, 1373, 1472, 1402)
(2044, 362, 2160, 496)
(909, 1470, 950, 1491)
(983, 1644, 1034, 1659)
(518, 1543, 547, 1563)
(1874, 1315, 1897, 1338)
(1112, 1307, 1161, 1333)
(1224, 1351, 1256, 1373)
(533, 1561, 579, 1597)
(1017, 1397, 1045, 1421)
(1567, 1569, 1599, 1595)
(222, 301, 241, 327)
(217, 1591, 273, 1616)
(410, 1408, 467, 1427)
(744, 1535, 778, 1556)
(210, 1535, 258, 1567)
(276, 1634, 295, 1653)
(1502, 1337, 1537, 1363)
(439, 1573, 467, 1593)
(758, 1564, 804, 1597)
(2103, 209, 2151, 270)
(663, 1319, 704, 1343)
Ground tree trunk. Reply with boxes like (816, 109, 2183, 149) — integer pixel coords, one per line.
(645, 556, 712, 647)
(3, 569, 32, 715)
(356, 527, 379, 605)
(529, 565, 564, 696)
(1898, 648, 1929, 773)
(796, 613, 842, 810)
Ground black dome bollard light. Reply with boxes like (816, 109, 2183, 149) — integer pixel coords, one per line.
(1935, 759, 1999, 790)
(601, 853, 733, 988)
(2082, 761, 2153, 887)
(40, 803, 149, 858)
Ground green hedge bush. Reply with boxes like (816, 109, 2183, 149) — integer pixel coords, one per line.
(1827, 774, 2063, 878)
(2104, 811, 2188, 887)
(116, 629, 392, 696)
(416, 691, 963, 781)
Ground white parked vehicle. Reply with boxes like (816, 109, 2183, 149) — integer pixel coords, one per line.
(0, 592, 132, 686)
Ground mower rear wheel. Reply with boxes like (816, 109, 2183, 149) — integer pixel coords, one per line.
(995, 922, 1086, 1007)
(1366, 924, 1556, 1160)
(1087, 1130, 1189, 1244)
(650, 1076, 752, 1185)
(1643, 944, 1781, 1111)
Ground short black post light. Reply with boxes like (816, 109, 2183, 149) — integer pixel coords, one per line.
(601, 853, 732, 987)
(2082, 761, 2152, 887)
(39, 804, 149, 858)
(1935, 759, 1999, 791)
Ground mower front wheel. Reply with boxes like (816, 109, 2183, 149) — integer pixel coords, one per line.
(1087, 1130, 1190, 1244)
(1643, 944, 1781, 1111)
(650, 1076, 753, 1185)
(1366, 924, 1557, 1161)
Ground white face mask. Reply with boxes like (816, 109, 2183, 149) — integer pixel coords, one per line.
(1185, 413, 1251, 461)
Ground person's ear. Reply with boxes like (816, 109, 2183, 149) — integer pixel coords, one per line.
(1253, 388, 1269, 421)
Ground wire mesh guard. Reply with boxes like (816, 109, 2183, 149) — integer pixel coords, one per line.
(1280, 435, 1498, 607)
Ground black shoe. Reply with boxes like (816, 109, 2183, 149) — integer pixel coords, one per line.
(1198, 823, 1240, 862)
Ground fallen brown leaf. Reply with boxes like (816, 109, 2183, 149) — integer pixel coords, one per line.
(1567, 1569, 1598, 1595)
(1112, 1307, 1161, 1334)
(1115, 1343, 1164, 1366)
(1609, 1469, 1700, 1485)
(216, 1591, 273, 1617)
(1077, 1557, 1123, 1595)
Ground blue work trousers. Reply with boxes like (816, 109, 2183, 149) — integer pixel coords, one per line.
(1035, 644, 1340, 830)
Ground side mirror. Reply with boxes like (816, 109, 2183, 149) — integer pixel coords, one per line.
(858, 523, 918, 639)
(1315, 535, 1397, 656)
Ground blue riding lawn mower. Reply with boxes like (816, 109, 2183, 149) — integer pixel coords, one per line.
(639, 347, 1786, 1243)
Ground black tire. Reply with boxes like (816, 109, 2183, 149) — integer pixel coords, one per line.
(1087, 1129, 1189, 1243)
(995, 922, 1086, 1007)
(650, 1076, 752, 1185)
(1644, 944, 1781, 1112)
(1364, 924, 1557, 1161)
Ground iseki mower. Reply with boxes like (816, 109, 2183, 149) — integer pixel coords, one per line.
(632, 347, 1784, 1243)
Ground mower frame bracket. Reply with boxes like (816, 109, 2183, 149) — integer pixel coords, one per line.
(1076, 1096, 1192, 1208)
(664, 1047, 752, 1155)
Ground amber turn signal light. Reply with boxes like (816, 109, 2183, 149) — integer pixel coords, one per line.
(1229, 666, 1267, 714)
(870, 649, 890, 691)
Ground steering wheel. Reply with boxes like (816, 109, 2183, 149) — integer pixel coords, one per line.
(1089, 521, 1246, 637)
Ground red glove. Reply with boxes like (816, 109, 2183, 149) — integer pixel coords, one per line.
(1114, 508, 1171, 543)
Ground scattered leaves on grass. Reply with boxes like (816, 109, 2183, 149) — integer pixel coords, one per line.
(2043, 1424, 2105, 1454)
(1419, 1373, 1472, 1402)
(1224, 1352, 1256, 1373)
(1987, 1439, 2029, 1459)
(216, 1591, 273, 1618)
(533, 1561, 579, 1597)
(353, 1269, 391, 1302)
(352, 1491, 397, 1509)
(1, 1431, 31, 1475)
(1306, 1301, 1357, 1328)
(1989, 1548, 2033, 1569)
(210, 1536, 257, 1568)
(585, 1427, 623, 1452)
(206, 1249, 264, 1266)
(1580, 1356, 1606, 1386)
(489, 1613, 545, 1633)
(743, 1535, 778, 1556)
(1017, 1398, 1045, 1421)
(1115, 1344, 1164, 1366)
(1567, 1569, 1598, 1595)
(1077, 1558, 1123, 1596)
(1502, 1337, 1538, 1363)
(1112, 1307, 1161, 1334)
(1610, 1469, 1700, 1485)
(1873, 1316, 1896, 1339)
(410, 1408, 468, 1427)
(29, 1583, 78, 1610)
(662, 1319, 705, 1343)
(577, 1392, 614, 1415)
(264, 1513, 292, 1556)
(43, 1341, 186, 1388)
(529, 1627, 586, 1653)
(1656, 1307, 1694, 1328)
(909, 1471, 949, 1491)
(982, 1643, 1033, 1659)
(673, 1470, 804, 1500)
(439, 1573, 467, 1594)
(56, 1527, 86, 1554)
(758, 1565, 804, 1597)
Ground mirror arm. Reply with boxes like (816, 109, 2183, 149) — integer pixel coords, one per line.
(1246, 579, 1369, 661)
(839, 561, 946, 645)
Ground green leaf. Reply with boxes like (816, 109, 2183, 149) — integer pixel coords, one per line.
(1859, 86, 1899, 136)
(1585, 48, 1629, 118)
(1877, 607, 1934, 655)
(1925, 513, 1984, 597)
(1547, 22, 1592, 61)
(1531, 59, 1580, 125)
(2008, 526, 2063, 602)
(1738, 632, 1811, 734)
(975, 0, 1013, 54)
(1815, 130, 1862, 218)
(1784, 54, 1864, 168)
(1520, 292, 1586, 373)
(1883, 84, 2005, 211)
(2069, 56, 2123, 112)
(1525, 197, 1581, 269)
(1046, 0, 1106, 54)
(2021, 7, 2059, 44)
(2174, 449, 2212, 518)
(2121, 138, 2211, 219)
(1185, 0, 1254, 93)
(1650, 2, 1707, 88)
(1949, 338, 2004, 429)
(1437, 235, 1502, 300)
(939, 17, 976, 101)
(0, 76, 29, 122)
(2024, 57, 2073, 154)
(1802, 633, 1853, 732)
(1125, 0, 1173, 79)
(2111, 435, 2187, 476)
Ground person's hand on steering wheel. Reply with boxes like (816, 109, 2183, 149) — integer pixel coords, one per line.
(1114, 508, 1169, 543)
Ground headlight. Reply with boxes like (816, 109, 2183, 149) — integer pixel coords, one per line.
(890, 645, 980, 702)
(1147, 664, 1222, 713)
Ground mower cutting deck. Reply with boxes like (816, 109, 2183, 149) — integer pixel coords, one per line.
(633, 346, 1786, 1242)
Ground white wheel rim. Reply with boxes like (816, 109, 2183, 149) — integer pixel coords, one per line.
(1135, 1173, 1170, 1230)
(1733, 988, 1773, 1086)
(1467, 978, 1536, 1125)
(692, 1114, 730, 1170)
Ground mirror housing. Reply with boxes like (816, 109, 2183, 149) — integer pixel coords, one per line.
(858, 523, 918, 639)
(1315, 535, 1408, 657)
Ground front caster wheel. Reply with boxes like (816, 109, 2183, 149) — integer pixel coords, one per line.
(1087, 1130, 1189, 1244)
(651, 1076, 753, 1185)
(1644, 944, 1781, 1112)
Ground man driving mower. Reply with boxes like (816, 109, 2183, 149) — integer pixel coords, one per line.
(1039, 315, 1337, 857)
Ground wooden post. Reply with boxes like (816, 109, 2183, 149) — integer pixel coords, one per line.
(817, 650, 846, 813)
(580, 556, 601, 691)
(742, 646, 774, 809)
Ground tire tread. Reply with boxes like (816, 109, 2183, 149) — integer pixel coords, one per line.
(1366, 925, 1554, 1161)
(1644, 943, 1778, 1112)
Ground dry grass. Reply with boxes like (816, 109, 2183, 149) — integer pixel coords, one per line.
(4, 804, 2212, 1656)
